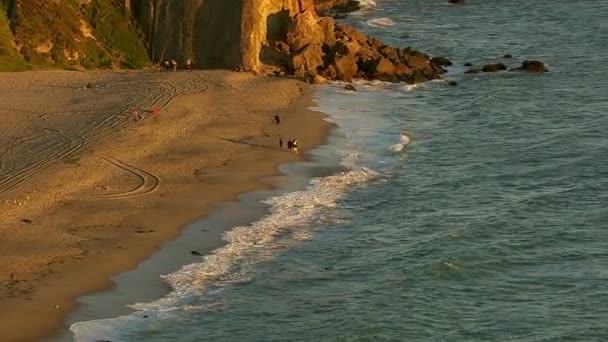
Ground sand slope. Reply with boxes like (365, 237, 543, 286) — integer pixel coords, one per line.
(0, 70, 327, 341)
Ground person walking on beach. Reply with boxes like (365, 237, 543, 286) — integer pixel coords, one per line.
(163, 60, 170, 71)
(171, 59, 178, 72)
(287, 140, 293, 150)
(274, 115, 281, 125)
(279, 137, 283, 149)
(186, 58, 193, 72)
(292, 139, 299, 154)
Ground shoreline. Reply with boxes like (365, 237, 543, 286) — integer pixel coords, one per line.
(0, 70, 331, 342)
(55, 121, 343, 342)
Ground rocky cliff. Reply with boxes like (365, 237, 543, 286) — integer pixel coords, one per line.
(0, 0, 444, 83)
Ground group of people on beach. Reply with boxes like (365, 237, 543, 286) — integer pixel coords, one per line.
(275, 115, 298, 154)
(159, 58, 193, 72)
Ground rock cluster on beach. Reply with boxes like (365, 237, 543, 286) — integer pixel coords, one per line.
(265, 4, 447, 83)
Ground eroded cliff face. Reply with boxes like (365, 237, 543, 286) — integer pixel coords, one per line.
(129, 0, 311, 70)
(130, 0, 244, 69)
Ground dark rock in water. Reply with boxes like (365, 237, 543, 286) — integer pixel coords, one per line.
(143, 315, 149, 318)
(344, 84, 357, 91)
(431, 56, 452, 66)
(448, 81, 458, 86)
(400, 34, 411, 39)
(482, 63, 507, 72)
(449, 0, 464, 3)
(502, 54, 513, 58)
(191, 250, 202, 256)
(465, 68, 480, 74)
(463, 62, 473, 67)
(511, 60, 549, 72)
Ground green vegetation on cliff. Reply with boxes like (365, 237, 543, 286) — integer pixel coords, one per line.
(0, 2, 26, 71)
(0, 0, 150, 71)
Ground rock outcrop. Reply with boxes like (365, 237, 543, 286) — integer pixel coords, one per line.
(481, 63, 507, 72)
(511, 60, 548, 72)
(261, 9, 445, 83)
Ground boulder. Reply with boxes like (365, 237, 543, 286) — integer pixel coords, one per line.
(332, 39, 361, 57)
(463, 62, 472, 66)
(291, 43, 324, 77)
(332, 54, 358, 82)
(287, 10, 324, 53)
(482, 63, 507, 72)
(394, 63, 413, 80)
(431, 56, 452, 66)
(448, 81, 458, 86)
(379, 46, 400, 63)
(511, 60, 548, 72)
(311, 74, 328, 84)
(373, 57, 396, 75)
(502, 54, 513, 58)
(405, 70, 427, 84)
(334, 24, 368, 45)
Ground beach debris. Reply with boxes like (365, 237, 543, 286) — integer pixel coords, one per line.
(191, 250, 202, 256)
(55, 304, 60, 309)
(151, 108, 161, 115)
(344, 84, 357, 91)
(21, 219, 32, 224)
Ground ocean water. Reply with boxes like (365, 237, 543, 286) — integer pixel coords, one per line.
(71, 0, 608, 341)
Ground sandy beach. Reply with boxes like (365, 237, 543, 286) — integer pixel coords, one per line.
(0, 69, 328, 342)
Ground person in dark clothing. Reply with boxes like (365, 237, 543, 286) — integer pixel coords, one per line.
(274, 115, 281, 125)
(287, 140, 293, 150)
(279, 137, 283, 148)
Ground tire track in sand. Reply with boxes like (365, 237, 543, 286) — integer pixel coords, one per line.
(100, 156, 159, 199)
(0, 74, 206, 197)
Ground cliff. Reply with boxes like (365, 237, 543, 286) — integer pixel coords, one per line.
(0, 0, 445, 83)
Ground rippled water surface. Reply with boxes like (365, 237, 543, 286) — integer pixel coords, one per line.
(73, 0, 608, 340)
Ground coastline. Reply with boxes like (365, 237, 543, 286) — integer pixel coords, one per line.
(0, 70, 330, 342)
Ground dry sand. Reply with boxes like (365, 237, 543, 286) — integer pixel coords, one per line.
(0, 69, 329, 342)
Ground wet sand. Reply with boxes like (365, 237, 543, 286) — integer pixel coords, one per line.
(0, 70, 328, 342)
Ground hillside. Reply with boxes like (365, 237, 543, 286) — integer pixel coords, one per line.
(0, 0, 150, 70)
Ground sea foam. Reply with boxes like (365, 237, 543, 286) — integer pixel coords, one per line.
(71, 165, 378, 341)
(367, 17, 396, 28)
